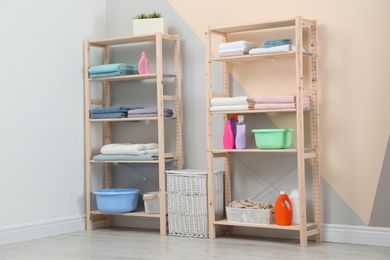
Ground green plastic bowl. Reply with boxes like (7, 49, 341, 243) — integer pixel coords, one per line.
(252, 129, 294, 149)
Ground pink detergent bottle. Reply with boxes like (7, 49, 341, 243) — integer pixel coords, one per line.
(223, 119, 235, 149)
(138, 51, 152, 74)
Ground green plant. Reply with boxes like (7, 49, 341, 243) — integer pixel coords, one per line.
(133, 11, 162, 19)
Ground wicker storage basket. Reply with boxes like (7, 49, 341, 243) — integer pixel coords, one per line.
(166, 169, 224, 238)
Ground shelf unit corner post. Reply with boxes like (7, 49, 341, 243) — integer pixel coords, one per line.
(84, 40, 93, 231)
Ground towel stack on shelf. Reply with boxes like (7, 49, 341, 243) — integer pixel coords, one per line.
(93, 143, 160, 161)
(210, 96, 255, 111)
(219, 41, 257, 57)
(127, 107, 174, 118)
(90, 106, 142, 119)
(249, 38, 293, 55)
(88, 63, 138, 78)
(254, 95, 311, 110)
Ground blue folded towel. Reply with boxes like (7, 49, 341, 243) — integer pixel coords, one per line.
(261, 38, 293, 48)
(88, 63, 136, 74)
(90, 106, 132, 114)
(90, 112, 128, 119)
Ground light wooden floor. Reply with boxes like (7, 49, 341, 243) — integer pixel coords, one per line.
(1, 228, 389, 259)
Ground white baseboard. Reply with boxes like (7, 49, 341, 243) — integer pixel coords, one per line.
(1, 217, 389, 248)
(232, 223, 390, 247)
(0, 215, 85, 246)
(322, 223, 390, 248)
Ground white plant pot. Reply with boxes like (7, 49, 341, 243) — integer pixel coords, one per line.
(133, 18, 167, 35)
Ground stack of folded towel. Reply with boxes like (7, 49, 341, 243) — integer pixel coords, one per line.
(254, 95, 311, 110)
(210, 96, 255, 111)
(219, 40, 257, 57)
(93, 143, 160, 161)
(127, 107, 174, 118)
(90, 106, 142, 119)
(88, 63, 138, 78)
(249, 38, 310, 55)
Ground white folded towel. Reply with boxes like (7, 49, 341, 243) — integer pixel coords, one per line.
(219, 40, 257, 50)
(210, 96, 255, 106)
(100, 143, 158, 155)
(210, 104, 253, 111)
(219, 46, 256, 53)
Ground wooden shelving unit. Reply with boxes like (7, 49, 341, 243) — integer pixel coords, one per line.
(84, 32, 182, 235)
(205, 16, 321, 247)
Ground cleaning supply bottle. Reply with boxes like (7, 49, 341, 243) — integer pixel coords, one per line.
(289, 189, 300, 224)
(223, 119, 235, 149)
(275, 191, 292, 226)
(235, 115, 247, 149)
(230, 114, 238, 148)
(138, 51, 152, 74)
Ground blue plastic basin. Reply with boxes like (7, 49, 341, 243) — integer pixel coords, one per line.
(93, 188, 140, 213)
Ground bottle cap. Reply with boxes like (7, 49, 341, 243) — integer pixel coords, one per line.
(280, 191, 286, 194)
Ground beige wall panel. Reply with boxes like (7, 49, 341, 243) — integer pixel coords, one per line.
(169, 0, 390, 224)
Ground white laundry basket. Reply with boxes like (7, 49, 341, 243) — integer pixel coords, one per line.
(166, 169, 224, 238)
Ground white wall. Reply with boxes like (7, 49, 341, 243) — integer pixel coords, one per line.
(0, 0, 106, 245)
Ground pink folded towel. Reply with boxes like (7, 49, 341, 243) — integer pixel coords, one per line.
(254, 102, 310, 110)
(254, 95, 294, 103)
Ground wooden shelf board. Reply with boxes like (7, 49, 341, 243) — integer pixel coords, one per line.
(91, 210, 160, 218)
(87, 33, 178, 46)
(209, 17, 315, 34)
(88, 73, 175, 82)
(214, 219, 318, 232)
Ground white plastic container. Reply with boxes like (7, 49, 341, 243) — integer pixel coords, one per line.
(289, 189, 300, 224)
(143, 192, 160, 214)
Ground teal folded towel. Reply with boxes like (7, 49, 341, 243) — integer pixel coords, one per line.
(88, 63, 136, 74)
(261, 38, 293, 48)
(89, 70, 133, 78)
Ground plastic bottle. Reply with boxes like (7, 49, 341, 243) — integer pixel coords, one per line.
(223, 119, 235, 149)
(289, 189, 300, 224)
(138, 51, 152, 74)
(275, 191, 293, 226)
(230, 114, 238, 148)
(235, 115, 247, 149)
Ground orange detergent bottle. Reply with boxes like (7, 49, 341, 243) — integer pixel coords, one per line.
(275, 191, 293, 226)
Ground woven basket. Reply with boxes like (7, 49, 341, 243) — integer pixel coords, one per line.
(166, 169, 224, 238)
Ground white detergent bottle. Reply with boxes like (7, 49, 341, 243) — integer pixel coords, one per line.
(290, 189, 300, 224)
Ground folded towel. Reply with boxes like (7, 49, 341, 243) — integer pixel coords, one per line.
(90, 112, 128, 119)
(93, 153, 159, 161)
(89, 70, 134, 78)
(210, 104, 254, 111)
(218, 51, 249, 57)
(219, 46, 255, 53)
(127, 107, 173, 115)
(261, 38, 293, 48)
(219, 41, 257, 50)
(88, 63, 135, 74)
(100, 143, 158, 155)
(254, 103, 295, 110)
(91, 106, 133, 114)
(210, 96, 255, 106)
(254, 102, 310, 110)
(254, 95, 295, 103)
(128, 111, 173, 118)
(228, 198, 273, 209)
(249, 44, 292, 55)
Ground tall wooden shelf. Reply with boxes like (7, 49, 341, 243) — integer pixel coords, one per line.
(205, 16, 321, 247)
(84, 33, 182, 235)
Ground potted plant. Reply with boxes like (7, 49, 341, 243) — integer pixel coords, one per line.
(133, 11, 167, 35)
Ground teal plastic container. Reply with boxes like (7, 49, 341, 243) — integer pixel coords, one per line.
(252, 129, 294, 149)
